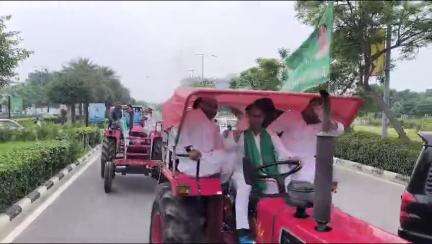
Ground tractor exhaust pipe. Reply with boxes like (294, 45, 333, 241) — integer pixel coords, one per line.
(313, 90, 334, 232)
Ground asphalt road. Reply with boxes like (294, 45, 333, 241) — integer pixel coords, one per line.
(11, 155, 405, 242)
(13, 155, 157, 243)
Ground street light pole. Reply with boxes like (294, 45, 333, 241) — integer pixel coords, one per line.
(195, 53, 217, 83)
(195, 53, 205, 82)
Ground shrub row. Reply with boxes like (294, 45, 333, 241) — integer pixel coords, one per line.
(335, 131, 423, 176)
(0, 125, 101, 147)
(0, 140, 81, 211)
(68, 127, 102, 148)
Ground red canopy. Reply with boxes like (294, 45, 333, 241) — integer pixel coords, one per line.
(162, 88, 363, 130)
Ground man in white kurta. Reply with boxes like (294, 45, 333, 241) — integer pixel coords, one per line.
(268, 97, 344, 184)
(175, 97, 235, 181)
(229, 103, 298, 241)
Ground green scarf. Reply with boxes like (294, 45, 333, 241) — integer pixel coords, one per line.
(244, 129, 278, 192)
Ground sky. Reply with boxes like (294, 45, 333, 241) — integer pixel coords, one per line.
(0, 1, 431, 103)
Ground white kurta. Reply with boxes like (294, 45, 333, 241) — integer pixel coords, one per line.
(229, 129, 296, 230)
(176, 109, 233, 178)
(144, 115, 156, 133)
(268, 110, 344, 183)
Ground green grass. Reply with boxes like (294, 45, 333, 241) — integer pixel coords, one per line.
(353, 125, 421, 142)
(0, 141, 38, 153)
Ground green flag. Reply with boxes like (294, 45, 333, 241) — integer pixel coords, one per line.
(282, 2, 334, 92)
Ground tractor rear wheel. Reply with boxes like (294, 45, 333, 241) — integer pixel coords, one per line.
(104, 161, 114, 193)
(101, 138, 116, 178)
(150, 183, 205, 243)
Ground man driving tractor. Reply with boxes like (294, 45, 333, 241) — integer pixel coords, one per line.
(229, 101, 299, 243)
(175, 96, 236, 181)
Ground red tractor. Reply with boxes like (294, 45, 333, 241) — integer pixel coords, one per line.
(149, 88, 407, 243)
(101, 105, 162, 193)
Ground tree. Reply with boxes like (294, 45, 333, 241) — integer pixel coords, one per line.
(46, 58, 132, 123)
(295, 1, 432, 141)
(230, 58, 282, 90)
(180, 76, 216, 88)
(47, 70, 91, 123)
(0, 15, 32, 87)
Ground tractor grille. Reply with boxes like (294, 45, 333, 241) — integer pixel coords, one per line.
(425, 162, 432, 195)
(130, 131, 147, 138)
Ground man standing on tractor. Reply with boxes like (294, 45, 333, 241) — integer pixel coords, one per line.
(267, 97, 344, 186)
(176, 96, 235, 180)
(143, 107, 155, 133)
(109, 102, 122, 128)
(232, 102, 298, 243)
(126, 104, 134, 132)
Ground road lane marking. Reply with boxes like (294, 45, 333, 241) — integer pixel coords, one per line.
(0, 152, 99, 243)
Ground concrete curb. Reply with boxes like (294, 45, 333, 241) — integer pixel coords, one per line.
(334, 157, 410, 185)
(0, 145, 101, 228)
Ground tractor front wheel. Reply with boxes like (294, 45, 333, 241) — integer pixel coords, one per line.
(104, 161, 114, 193)
(150, 184, 205, 243)
(101, 138, 116, 178)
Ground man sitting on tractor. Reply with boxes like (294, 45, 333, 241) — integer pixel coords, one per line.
(232, 102, 298, 243)
(268, 97, 344, 187)
(176, 96, 235, 181)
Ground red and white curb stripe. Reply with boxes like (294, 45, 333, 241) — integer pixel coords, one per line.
(0, 145, 101, 229)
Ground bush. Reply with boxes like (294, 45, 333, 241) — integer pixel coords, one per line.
(0, 140, 81, 211)
(335, 131, 422, 176)
(68, 127, 102, 148)
(0, 125, 101, 147)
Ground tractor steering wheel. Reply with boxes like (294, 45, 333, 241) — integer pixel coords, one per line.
(254, 160, 302, 195)
(256, 160, 302, 179)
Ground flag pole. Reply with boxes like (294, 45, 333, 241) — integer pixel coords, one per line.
(313, 1, 335, 232)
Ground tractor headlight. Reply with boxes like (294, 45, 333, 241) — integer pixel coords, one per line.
(176, 185, 190, 196)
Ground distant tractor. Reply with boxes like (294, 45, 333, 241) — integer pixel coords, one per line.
(149, 88, 407, 243)
(101, 105, 162, 193)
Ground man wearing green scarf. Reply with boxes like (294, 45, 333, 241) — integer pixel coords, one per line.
(231, 102, 298, 243)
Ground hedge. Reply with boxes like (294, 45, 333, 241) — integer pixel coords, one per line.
(0, 125, 101, 147)
(0, 140, 81, 211)
(68, 127, 101, 148)
(335, 131, 423, 176)
(0, 126, 101, 211)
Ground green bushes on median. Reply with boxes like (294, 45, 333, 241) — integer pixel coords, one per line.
(335, 131, 423, 176)
(0, 140, 81, 211)
(0, 124, 101, 146)
(68, 127, 102, 148)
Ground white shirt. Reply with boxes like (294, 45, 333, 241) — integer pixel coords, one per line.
(268, 110, 344, 183)
(144, 115, 156, 132)
(235, 130, 297, 172)
(176, 109, 225, 177)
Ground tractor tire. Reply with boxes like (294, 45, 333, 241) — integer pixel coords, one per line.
(151, 137, 163, 160)
(104, 161, 114, 193)
(101, 138, 116, 178)
(150, 184, 205, 243)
